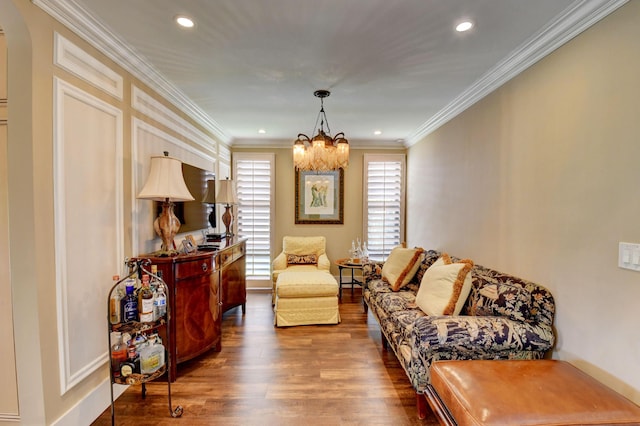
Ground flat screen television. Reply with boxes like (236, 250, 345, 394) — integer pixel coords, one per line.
(154, 162, 215, 233)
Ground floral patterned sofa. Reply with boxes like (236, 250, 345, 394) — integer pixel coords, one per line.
(363, 249, 556, 417)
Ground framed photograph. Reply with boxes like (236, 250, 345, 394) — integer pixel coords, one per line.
(295, 169, 344, 224)
(181, 237, 196, 254)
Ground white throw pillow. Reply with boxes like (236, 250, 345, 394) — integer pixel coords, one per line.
(382, 246, 424, 291)
(415, 256, 474, 316)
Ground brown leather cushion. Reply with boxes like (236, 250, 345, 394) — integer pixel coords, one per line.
(430, 360, 640, 425)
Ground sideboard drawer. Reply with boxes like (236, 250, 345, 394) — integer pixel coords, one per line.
(233, 243, 245, 260)
(175, 257, 213, 280)
(219, 249, 233, 268)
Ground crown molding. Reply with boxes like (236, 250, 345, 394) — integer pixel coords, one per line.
(34, 0, 232, 145)
(405, 0, 629, 147)
(231, 137, 406, 150)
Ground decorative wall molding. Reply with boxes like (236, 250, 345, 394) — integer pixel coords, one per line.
(53, 77, 124, 394)
(50, 378, 126, 426)
(218, 144, 231, 163)
(132, 85, 217, 156)
(34, 0, 231, 145)
(405, 0, 629, 146)
(54, 32, 123, 100)
(229, 137, 402, 150)
(131, 118, 215, 255)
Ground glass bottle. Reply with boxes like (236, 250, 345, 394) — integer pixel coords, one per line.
(362, 242, 369, 262)
(153, 271, 167, 321)
(121, 344, 139, 376)
(138, 274, 154, 323)
(110, 332, 128, 379)
(149, 265, 158, 293)
(140, 334, 165, 374)
(109, 275, 121, 324)
(121, 280, 138, 323)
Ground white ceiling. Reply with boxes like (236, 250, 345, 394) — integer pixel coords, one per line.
(42, 0, 624, 147)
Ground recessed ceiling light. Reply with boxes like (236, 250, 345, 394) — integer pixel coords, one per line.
(175, 15, 195, 28)
(258, 129, 266, 134)
(455, 21, 473, 32)
(374, 130, 382, 135)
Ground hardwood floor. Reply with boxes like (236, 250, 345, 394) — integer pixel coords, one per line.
(93, 289, 439, 425)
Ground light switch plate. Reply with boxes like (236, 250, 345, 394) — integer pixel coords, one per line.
(619, 242, 640, 271)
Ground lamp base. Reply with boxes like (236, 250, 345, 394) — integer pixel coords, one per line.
(154, 201, 181, 255)
(221, 204, 234, 237)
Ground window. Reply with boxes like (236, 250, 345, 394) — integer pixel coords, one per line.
(363, 154, 406, 261)
(233, 153, 274, 285)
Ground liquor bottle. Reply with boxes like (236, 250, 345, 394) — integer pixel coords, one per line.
(149, 265, 159, 293)
(109, 275, 121, 324)
(153, 271, 167, 320)
(120, 344, 140, 378)
(110, 332, 128, 379)
(140, 334, 165, 374)
(121, 280, 138, 323)
(139, 274, 154, 323)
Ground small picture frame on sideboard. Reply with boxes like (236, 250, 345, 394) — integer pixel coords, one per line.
(181, 238, 196, 254)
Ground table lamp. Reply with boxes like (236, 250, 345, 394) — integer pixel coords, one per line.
(137, 152, 194, 255)
(202, 179, 217, 229)
(216, 178, 238, 237)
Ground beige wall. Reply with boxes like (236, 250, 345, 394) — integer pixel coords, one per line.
(232, 146, 406, 279)
(407, 1, 640, 403)
(0, 28, 19, 419)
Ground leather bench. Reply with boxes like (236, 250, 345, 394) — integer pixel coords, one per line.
(425, 360, 640, 425)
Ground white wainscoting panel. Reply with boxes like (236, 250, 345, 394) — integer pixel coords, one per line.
(54, 32, 123, 100)
(132, 118, 215, 255)
(54, 77, 123, 394)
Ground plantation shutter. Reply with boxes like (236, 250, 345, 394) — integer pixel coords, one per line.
(363, 154, 406, 262)
(234, 154, 274, 282)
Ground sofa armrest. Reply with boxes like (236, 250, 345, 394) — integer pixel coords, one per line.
(363, 261, 384, 283)
(318, 254, 331, 271)
(272, 252, 287, 272)
(412, 315, 555, 354)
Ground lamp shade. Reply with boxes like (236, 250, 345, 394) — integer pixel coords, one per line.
(202, 179, 217, 204)
(137, 154, 195, 201)
(216, 179, 238, 205)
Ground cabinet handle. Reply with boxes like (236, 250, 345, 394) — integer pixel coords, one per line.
(201, 262, 208, 272)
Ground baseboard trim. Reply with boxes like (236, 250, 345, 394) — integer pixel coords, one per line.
(51, 378, 127, 426)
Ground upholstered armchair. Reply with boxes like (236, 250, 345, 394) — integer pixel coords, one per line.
(271, 236, 331, 302)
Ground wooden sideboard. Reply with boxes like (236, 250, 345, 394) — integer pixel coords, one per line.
(220, 239, 247, 314)
(134, 237, 247, 381)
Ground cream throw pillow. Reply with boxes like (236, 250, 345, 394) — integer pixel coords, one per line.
(416, 255, 474, 316)
(382, 246, 424, 291)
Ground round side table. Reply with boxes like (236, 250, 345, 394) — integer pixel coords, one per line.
(335, 258, 364, 301)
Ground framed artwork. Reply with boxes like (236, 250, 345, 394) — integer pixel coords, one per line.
(295, 169, 344, 224)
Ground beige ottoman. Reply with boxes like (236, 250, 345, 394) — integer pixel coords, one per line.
(274, 271, 340, 327)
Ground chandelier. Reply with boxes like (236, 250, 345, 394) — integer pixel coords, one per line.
(293, 90, 349, 171)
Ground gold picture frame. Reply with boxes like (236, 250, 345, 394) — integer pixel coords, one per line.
(295, 169, 344, 224)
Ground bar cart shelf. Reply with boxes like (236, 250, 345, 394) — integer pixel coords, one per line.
(107, 258, 183, 424)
